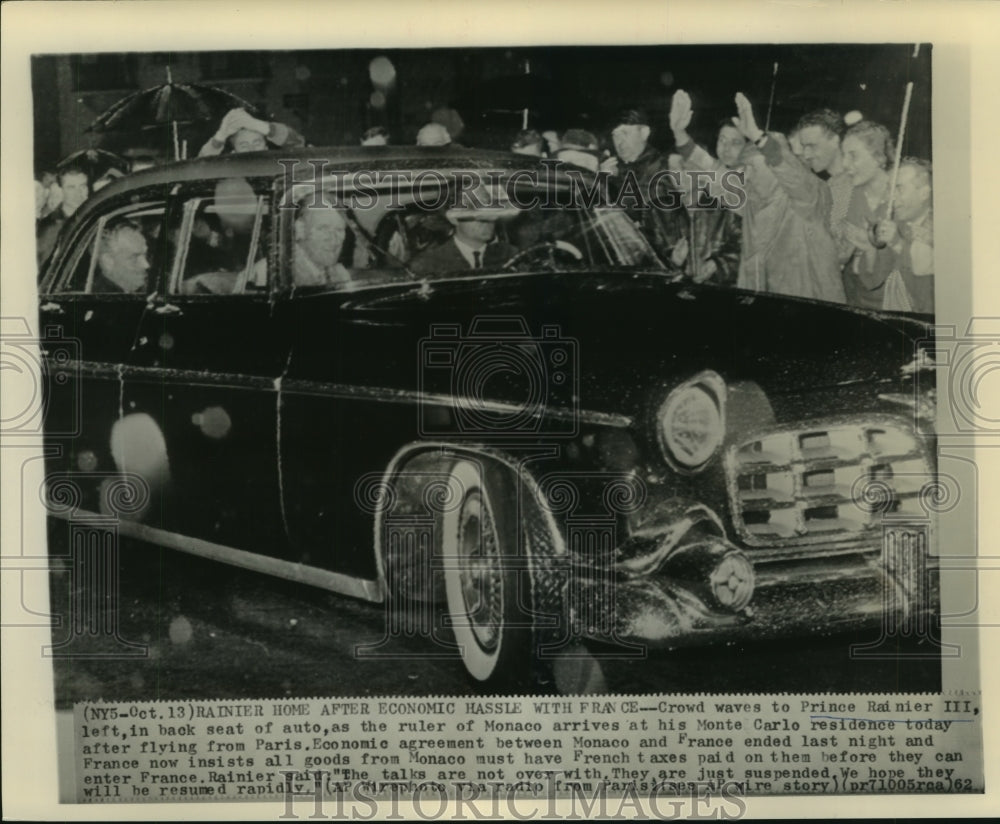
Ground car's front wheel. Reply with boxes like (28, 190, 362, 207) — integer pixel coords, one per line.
(441, 459, 535, 688)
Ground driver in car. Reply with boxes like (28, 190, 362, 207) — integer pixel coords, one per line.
(409, 184, 519, 276)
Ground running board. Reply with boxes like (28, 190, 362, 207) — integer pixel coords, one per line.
(48, 510, 385, 603)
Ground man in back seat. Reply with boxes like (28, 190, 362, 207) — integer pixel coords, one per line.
(251, 195, 352, 289)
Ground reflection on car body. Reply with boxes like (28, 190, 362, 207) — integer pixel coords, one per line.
(38, 147, 938, 690)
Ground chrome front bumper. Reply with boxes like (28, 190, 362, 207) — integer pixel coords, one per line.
(572, 510, 938, 649)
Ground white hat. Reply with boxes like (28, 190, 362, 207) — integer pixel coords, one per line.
(445, 181, 520, 222)
(416, 123, 452, 147)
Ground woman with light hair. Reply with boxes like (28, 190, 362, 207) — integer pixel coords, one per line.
(839, 119, 895, 309)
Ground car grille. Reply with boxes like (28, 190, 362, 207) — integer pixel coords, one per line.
(726, 416, 932, 549)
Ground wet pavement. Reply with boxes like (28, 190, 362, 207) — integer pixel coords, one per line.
(46, 534, 942, 708)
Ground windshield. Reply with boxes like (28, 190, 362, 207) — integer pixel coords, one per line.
(281, 171, 666, 291)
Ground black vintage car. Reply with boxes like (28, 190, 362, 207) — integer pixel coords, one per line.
(38, 147, 937, 689)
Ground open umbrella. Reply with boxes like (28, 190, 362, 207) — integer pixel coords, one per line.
(86, 67, 263, 160)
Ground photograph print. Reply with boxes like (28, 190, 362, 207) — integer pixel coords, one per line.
(28, 42, 946, 704)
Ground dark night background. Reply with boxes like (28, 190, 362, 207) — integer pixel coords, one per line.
(31, 44, 931, 169)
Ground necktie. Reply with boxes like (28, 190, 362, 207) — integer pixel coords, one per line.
(473, 250, 481, 269)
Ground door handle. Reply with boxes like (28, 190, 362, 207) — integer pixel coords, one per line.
(40, 301, 64, 315)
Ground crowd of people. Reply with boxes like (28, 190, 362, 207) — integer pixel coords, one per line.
(503, 89, 933, 313)
(37, 83, 933, 315)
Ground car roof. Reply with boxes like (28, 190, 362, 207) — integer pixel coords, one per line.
(112, 145, 547, 186)
(76, 145, 581, 221)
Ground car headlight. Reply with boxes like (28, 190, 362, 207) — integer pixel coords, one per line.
(656, 372, 726, 472)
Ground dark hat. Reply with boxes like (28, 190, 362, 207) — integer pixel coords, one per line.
(614, 108, 651, 128)
(362, 125, 390, 141)
(560, 129, 600, 153)
(511, 128, 545, 151)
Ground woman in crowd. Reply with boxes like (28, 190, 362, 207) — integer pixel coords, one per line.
(198, 108, 305, 157)
(839, 119, 894, 309)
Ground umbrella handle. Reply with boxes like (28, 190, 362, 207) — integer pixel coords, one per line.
(884, 81, 914, 220)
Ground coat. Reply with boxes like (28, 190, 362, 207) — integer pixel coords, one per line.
(679, 135, 845, 303)
(409, 236, 516, 277)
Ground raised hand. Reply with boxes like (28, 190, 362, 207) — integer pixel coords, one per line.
(231, 108, 270, 135)
(843, 220, 875, 252)
(732, 93, 763, 143)
(692, 258, 718, 284)
(873, 219, 899, 248)
(215, 108, 246, 140)
(670, 235, 690, 268)
(669, 90, 693, 136)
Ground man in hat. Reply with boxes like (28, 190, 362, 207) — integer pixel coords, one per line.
(409, 183, 519, 276)
(511, 129, 546, 157)
(361, 126, 390, 147)
(603, 108, 683, 261)
(556, 129, 600, 173)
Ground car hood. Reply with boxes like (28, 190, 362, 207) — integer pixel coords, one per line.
(322, 270, 931, 421)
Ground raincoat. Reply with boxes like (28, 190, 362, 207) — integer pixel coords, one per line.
(678, 134, 845, 303)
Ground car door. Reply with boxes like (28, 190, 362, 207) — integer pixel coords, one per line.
(124, 178, 293, 552)
(272, 176, 430, 584)
(38, 189, 171, 517)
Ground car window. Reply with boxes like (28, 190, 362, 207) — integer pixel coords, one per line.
(279, 173, 664, 292)
(170, 184, 270, 296)
(56, 200, 167, 295)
